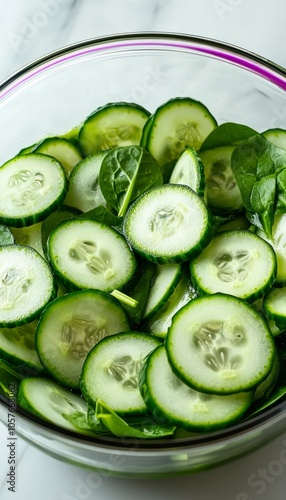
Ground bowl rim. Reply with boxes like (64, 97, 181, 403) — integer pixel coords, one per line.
(1, 31, 286, 93)
(1, 31, 286, 451)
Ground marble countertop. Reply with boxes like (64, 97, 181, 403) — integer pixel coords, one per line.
(1, 0, 286, 498)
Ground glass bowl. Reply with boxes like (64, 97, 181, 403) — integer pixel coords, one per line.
(1, 33, 286, 477)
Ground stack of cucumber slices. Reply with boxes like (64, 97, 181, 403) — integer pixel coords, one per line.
(1, 97, 286, 440)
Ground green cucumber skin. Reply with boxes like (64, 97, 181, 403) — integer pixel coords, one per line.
(124, 218, 213, 265)
(47, 218, 137, 293)
(142, 264, 183, 322)
(80, 332, 161, 415)
(145, 97, 218, 166)
(190, 230, 277, 304)
(123, 185, 214, 265)
(139, 346, 253, 432)
(165, 293, 276, 395)
(0, 154, 69, 228)
(0, 285, 57, 329)
(139, 350, 176, 427)
(35, 289, 131, 389)
(78, 102, 150, 156)
(0, 244, 57, 328)
(0, 349, 44, 375)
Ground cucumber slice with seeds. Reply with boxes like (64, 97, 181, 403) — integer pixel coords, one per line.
(123, 184, 212, 264)
(81, 332, 161, 415)
(145, 97, 217, 167)
(166, 293, 275, 395)
(199, 146, 243, 213)
(36, 289, 130, 389)
(0, 153, 68, 227)
(0, 245, 56, 327)
(190, 230, 276, 302)
(140, 345, 253, 431)
(79, 102, 150, 156)
(48, 218, 136, 292)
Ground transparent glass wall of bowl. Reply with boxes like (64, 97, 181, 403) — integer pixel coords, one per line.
(1, 403, 286, 476)
(1, 44, 286, 165)
(1, 36, 286, 476)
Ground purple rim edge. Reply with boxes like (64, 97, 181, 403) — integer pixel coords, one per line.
(1, 39, 286, 100)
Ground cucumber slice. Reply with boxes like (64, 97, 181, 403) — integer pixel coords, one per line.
(123, 184, 213, 264)
(17, 377, 94, 434)
(34, 137, 82, 177)
(145, 97, 217, 167)
(0, 154, 68, 227)
(199, 146, 243, 213)
(48, 218, 136, 292)
(142, 263, 183, 321)
(0, 245, 56, 327)
(11, 222, 44, 257)
(79, 102, 150, 156)
(257, 214, 286, 286)
(0, 224, 14, 245)
(263, 287, 286, 330)
(64, 152, 108, 212)
(253, 347, 280, 404)
(169, 146, 205, 196)
(36, 289, 130, 389)
(81, 332, 161, 415)
(41, 205, 81, 256)
(166, 293, 275, 395)
(190, 230, 276, 302)
(214, 214, 250, 234)
(140, 345, 253, 431)
(140, 114, 154, 148)
(0, 320, 43, 373)
(143, 271, 196, 339)
(262, 128, 286, 151)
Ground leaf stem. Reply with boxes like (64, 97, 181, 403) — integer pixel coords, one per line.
(110, 290, 138, 309)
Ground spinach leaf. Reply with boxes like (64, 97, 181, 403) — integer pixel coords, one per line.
(232, 134, 286, 237)
(99, 146, 163, 217)
(96, 400, 176, 438)
(62, 410, 110, 436)
(200, 122, 257, 151)
(78, 205, 121, 228)
(249, 175, 276, 238)
(276, 169, 286, 212)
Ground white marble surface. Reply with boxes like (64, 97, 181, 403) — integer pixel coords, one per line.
(1, 0, 286, 498)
